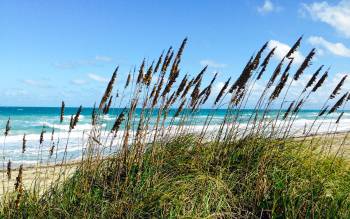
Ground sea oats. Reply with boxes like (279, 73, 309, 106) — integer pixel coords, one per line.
(190, 78, 202, 107)
(257, 47, 276, 80)
(14, 164, 23, 208)
(49, 142, 55, 157)
(267, 58, 284, 88)
(303, 65, 324, 92)
(14, 164, 23, 192)
(162, 68, 180, 97)
(39, 129, 45, 144)
(60, 101, 65, 123)
(22, 134, 26, 153)
(91, 104, 97, 125)
(152, 73, 165, 107)
(230, 56, 254, 93)
(103, 96, 113, 115)
(181, 79, 194, 99)
(283, 101, 294, 120)
(165, 92, 176, 109)
(193, 66, 207, 85)
(293, 48, 316, 81)
(330, 75, 347, 99)
(293, 99, 304, 114)
(270, 62, 290, 101)
(5, 118, 10, 136)
(161, 47, 173, 73)
(111, 109, 126, 134)
(7, 160, 11, 180)
(51, 128, 55, 141)
(175, 74, 188, 97)
(318, 105, 329, 116)
(137, 59, 145, 84)
(336, 112, 344, 124)
(174, 99, 186, 117)
(286, 36, 302, 59)
(312, 70, 328, 92)
(251, 41, 268, 71)
(125, 71, 131, 89)
(150, 85, 157, 99)
(154, 51, 164, 74)
(328, 92, 348, 114)
(99, 68, 118, 109)
(199, 73, 217, 101)
(144, 62, 154, 86)
(70, 106, 82, 131)
(215, 77, 231, 105)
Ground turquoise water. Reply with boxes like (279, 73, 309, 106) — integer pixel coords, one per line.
(0, 107, 347, 167)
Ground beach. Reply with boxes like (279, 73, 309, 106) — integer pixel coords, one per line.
(0, 130, 348, 197)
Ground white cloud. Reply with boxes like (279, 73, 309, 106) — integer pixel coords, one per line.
(200, 59, 227, 68)
(71, 79, 87, 85)
(268, 40, 305, 64)
(22, 79, 39, 86)
(54, 55, 113, 69)
(4, 89, 27, 97)
(21, 79, 52, 88)
(95, 55, 112, 62)
(308, 36, 350, 57)
(257, 0, 280, 14)
(303, 1, 350, 38)
(88, 73, 108, 83)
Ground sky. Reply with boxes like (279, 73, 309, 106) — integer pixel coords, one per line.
(1, 0, 350, 108)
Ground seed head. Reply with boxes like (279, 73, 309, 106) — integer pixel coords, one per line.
(294, 48, 316, 81)
(22, 134, 26, 153)
(286, 36, 302, 59)
(328, 92, 348, 114)
(312, 69, 328, 92)
(111, 109, 126, 134)
(60, 101, 65, 123)
(283, 101, 294, 120)
(70, 106, 82, 131)
(330, 75, 347, 99)
(7, 160, 11, 180)
(99, 68, 118, 109)
(257, 47, 276, 80)
(303, 65, 324, 92)
(4, 118, 10, 136)
(215, 77, 231, 105)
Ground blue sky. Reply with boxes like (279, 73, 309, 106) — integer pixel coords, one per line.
(1, 0, 350, 107)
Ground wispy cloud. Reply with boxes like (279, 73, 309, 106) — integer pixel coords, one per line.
(22, 79, 39, 86)
(95, 55, 112, 62)
(88, 73, 108, 83)
(4, 89, 27, 97)
(303, 1, 350, 38)
(200, 59, 227, 68)
(71, 79, 88, 85)
(268, 40, 305, 64)
(54, 55, 113, 69)
(257, 0, 281, 14)
(308, 36, 350, 58)
(21, 79, 52, 88)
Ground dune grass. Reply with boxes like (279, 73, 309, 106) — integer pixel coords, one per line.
(1, 37, 350, 218)
(2, 135, 349, 218)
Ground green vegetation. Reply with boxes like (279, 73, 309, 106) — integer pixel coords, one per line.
(2, 136, 350, 218)
(1, 37, 350, 218)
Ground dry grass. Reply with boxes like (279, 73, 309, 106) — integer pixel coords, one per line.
(0, 37, 350, 218)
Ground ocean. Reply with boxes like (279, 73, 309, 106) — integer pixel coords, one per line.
(0, 107, 347, 167)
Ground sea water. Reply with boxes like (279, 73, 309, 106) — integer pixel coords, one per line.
(0, 107, 347, 167)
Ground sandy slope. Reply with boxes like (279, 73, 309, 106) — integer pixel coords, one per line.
(0, 162, 78, 196)
(0, 132, 349, 196)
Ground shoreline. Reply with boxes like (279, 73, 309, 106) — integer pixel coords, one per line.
(0, 131, 349, 196)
